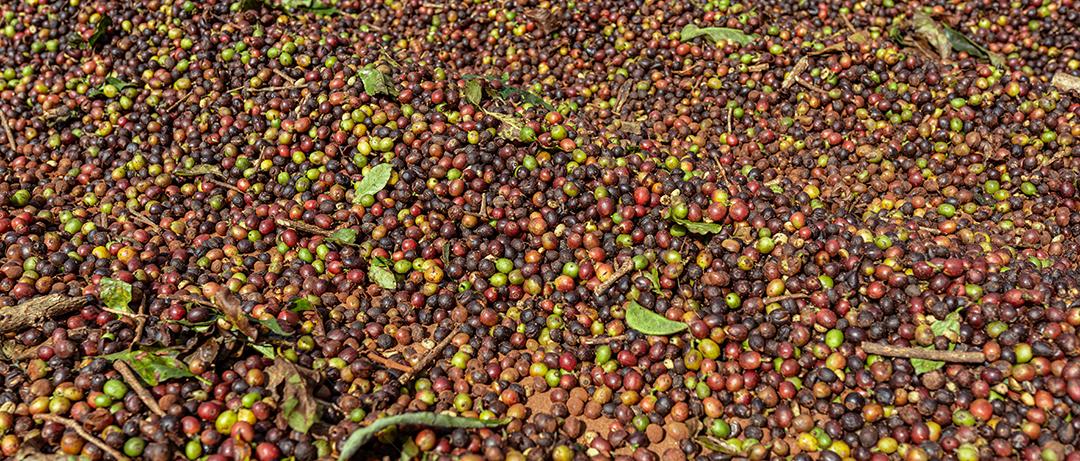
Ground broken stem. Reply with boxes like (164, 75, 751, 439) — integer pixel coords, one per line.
(862, 342, 985, 363)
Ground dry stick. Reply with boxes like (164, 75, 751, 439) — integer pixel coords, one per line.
(272, 69, 299, 84)
(762, 293, 809, 305)
(397, 326, 461, 386)
(226, 85, 298, 95)
(0, 110, 15, 153)
(0, 294, 87, 333)
(862, 342, 985, 363)
(367, 352, 413, 373)
(206, 177, 244, 194)
(274, 218, 331, 237)
(128, 210, 164, 233)
(114, 360, 165, 416)
(580, 334, 627, 346)
(157, 293, 215, 308)
(796, 76, 829, 95)
(593, 259, 634, 297)
(34, 414, 131, 461)
(163, 91, 193, 113)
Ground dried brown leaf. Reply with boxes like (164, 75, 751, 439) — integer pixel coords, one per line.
(267, 358, 318, 433)
(213, 290, 258, 340)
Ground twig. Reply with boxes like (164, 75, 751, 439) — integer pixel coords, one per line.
(0, 294, 87, 333)
(580, 334, 627, 345)
(226, 85, 298, 95)
(795, 76, 829, 95)
(128, 211, 164, 233)
(675, 63, 701, 76)
(131, 296, 147, 348)
(274, 218, 332, 237)
(594, 259, 634, 297)
(862, 342, 985, 363)
(367, 352, 412, 373)
(157, 293, 216, 309)
(746, 62, 769, 73)
(0, 110, 16, 153)
(206, 177, 244, 194)
(114, 360, 165, 416)
(272, 69, 296, 84)
(34, 414, 131, 461)
(397, 326, 461, 386)
(761, 293, 809, 305)
(163, 91, 192, 114)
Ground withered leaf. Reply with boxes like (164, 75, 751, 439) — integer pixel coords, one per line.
(213, 290, 258, 341)
(267, 357, 317, 433)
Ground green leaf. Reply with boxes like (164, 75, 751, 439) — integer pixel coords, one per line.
(1027, 256, 1052, 269)
(357, 67, 396, 97)
(497, 86, 552, 110)
(912, 12, 951, 59)
(353, 163, 393, 200)
(625, 300, 688, 336)
(910, 355, 945, 375)
(99, 277, 132, 313)
(257, 318, 290, 336)
(288, 297, 314, 312)
(338, 413, 509, 461)
(675, 218, 724, 235)
(929, 309, 962, 338)
(87, 15, 112, 48)
(464, 80, 482, 106)
(644, 267, 662, 294)
(268, 358, 317, 434)
(679, 24, 754, 46)
(912, 12, 1003, 66)
(251, 344, 276, 359)
(370, 265, 397, 290)
(87, 77, 138, 98)
(942, 25, 1004, 67)
(328, 228, 359, 246)
(102, 350, 195, 386)
(399, 439, 420, 461)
